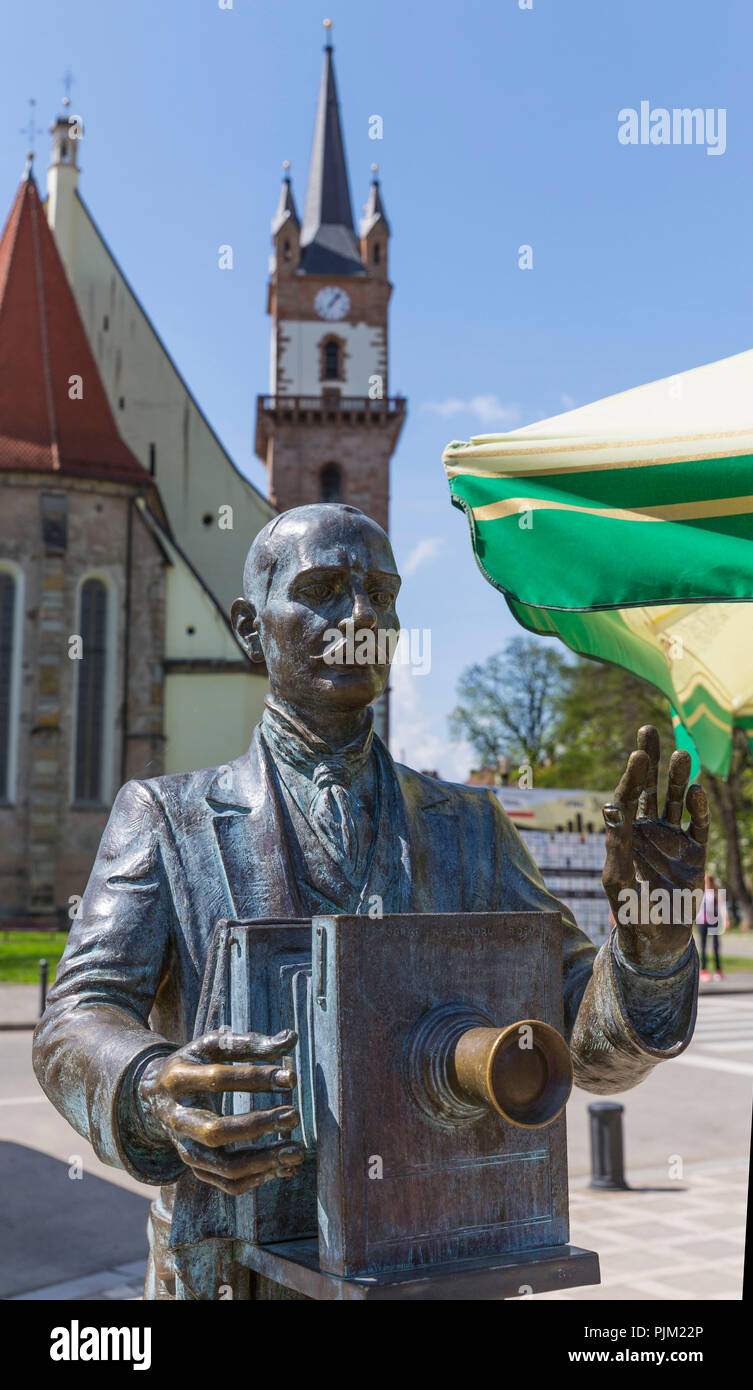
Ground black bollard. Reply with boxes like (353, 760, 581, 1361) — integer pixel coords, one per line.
(39, 958, 48, 1018)
(588, 1100, 629, 1190)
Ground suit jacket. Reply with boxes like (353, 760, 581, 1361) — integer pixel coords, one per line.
(33, 728, 697, 1289)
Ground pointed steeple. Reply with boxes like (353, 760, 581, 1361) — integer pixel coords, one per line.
(49, 95, 81, 173)
(299, 30, 364, 275)
(271, 163, 300, 235)
(0, 175, 151, 484)
(360, 167, 390, 237)
(46, 95, 82, 277)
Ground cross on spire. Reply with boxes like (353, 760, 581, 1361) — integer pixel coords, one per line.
(20, 98, 44, 160)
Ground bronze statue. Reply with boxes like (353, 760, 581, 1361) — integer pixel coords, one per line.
(33, 503, 708, 1299)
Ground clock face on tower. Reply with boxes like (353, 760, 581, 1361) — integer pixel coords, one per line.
(315, 286, 351, 321)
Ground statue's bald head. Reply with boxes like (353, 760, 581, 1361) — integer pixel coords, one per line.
(242, 503, 392, 610)
(233, 503, 400, 710)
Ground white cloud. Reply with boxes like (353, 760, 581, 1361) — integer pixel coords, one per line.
(560, 392, 577, 410)
(388, 661, 473, 784)
(401, 537, 442, 576)
(422, 394, 520, 427)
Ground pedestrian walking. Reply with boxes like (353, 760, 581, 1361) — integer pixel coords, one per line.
(696, 871, 726, 982)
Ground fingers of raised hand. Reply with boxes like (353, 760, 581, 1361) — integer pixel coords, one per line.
(169, 1102, 300, 1148)
(177, 1136, 305, 1195)
(662, 749, 691, 825)
(686, 782, 710, 847)
(612, 748, 649, 821)
(183, 1029, 298, 1065)
(603, 748, 649, 861)
(637, 725, 660, 819)
(164, 1060, 297, 1101)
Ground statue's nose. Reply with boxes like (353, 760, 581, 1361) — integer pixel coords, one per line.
(345, 588, 377, 630)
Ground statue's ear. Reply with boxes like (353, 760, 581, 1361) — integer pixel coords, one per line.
(231, 597, 266, 668)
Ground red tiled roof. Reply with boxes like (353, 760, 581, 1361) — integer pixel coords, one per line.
(0, 174, 151, 485)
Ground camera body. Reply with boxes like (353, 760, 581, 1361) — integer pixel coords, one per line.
(197, 911, 598, 1295)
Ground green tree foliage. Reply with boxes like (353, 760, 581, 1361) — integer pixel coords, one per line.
(538, 655, 675, 791)
(448, 638, 568, 769)
(449, 637, 673, 789)
(704, 730, 753, 930)
(449, 635, 753, 927)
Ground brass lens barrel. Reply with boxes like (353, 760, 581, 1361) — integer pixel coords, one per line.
(452, 1019, 573, 1129)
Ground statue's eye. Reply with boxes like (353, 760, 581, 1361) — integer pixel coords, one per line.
(300, 581, 334, 604)
(369, 589, 394, 608)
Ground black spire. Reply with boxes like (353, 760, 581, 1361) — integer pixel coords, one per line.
(360, 171, 390, 237)
(271, 167, 300, 235)
(299, 41, 364, 275)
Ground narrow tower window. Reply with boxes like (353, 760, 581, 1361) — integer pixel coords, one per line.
(74, 578, 108, 803)
(321, 463, 342, 503)
(373, 243, 381, 265)
(324, 339, 341, 381)
(0, 572, 16, 801)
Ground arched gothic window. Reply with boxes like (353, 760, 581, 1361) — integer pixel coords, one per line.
(321, 463, 342, 504)
(74, 578, 109, 804)
(0, 570, 17, 802)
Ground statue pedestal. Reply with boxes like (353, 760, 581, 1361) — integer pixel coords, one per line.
(242, 1239, 600, 1301)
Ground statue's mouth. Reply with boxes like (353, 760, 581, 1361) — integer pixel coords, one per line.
(311, 635, 349, 663)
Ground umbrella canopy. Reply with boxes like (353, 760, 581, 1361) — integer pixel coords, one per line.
(443, 350, 753, 776)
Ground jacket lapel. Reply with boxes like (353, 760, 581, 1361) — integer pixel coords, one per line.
(207, 728, 302, 921)
(395, 764, 463, 912)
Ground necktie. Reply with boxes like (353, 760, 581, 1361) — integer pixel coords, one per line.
(261, 699, 374, 878)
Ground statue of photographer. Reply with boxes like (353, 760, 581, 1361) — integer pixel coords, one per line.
(34, 504, 707, 1299)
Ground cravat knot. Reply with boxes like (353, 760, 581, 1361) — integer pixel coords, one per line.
(261, 699, 373, 877)
(312, 759, 353, 791)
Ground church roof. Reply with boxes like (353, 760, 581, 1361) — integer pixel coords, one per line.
(299, 44, 365, 276)
(0, 172, 152, 484)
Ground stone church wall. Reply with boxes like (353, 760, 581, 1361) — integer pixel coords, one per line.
(0, 475, 166, 920)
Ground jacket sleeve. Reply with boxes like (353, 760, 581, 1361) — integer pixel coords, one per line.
(32, 778, 185, 1184)
(489, 795, 698, 1094)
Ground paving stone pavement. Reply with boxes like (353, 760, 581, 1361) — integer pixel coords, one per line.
(2, 986, 748, 1302)
(12, 1260, 146, 1301)
(15, 1161, 746, 1302)
(531, 1160, 748, 1301)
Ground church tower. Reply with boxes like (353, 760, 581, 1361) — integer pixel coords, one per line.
(254, 29, 406, 534)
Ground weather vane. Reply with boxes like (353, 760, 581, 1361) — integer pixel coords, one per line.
(323, 17, 333, 43)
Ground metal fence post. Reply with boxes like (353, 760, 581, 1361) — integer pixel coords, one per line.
(39, 958, 48, 1018)
(588, 1100, 629, 1190)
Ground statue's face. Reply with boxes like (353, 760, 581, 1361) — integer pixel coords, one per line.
(237, 510, 401, 712)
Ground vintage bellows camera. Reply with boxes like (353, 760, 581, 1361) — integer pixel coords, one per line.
(197, 911, 600, 1300)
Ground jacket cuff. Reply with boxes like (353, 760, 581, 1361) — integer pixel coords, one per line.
(113, 1043, 186, 1186)
(606, 928, 699, 1060)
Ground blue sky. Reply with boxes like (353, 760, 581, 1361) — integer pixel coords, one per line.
(3, 0, 752, 777)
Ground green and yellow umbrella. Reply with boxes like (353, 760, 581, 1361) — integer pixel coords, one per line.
(443, 349, 753, 776)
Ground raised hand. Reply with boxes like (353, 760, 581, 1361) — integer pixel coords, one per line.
(602, 725, 710, 971)
(137, 1028, 305, 1195)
